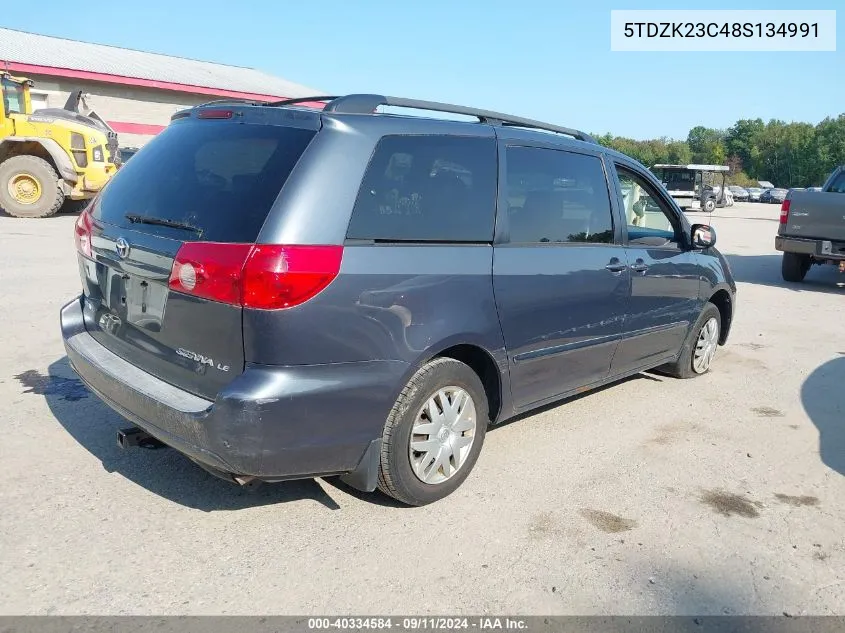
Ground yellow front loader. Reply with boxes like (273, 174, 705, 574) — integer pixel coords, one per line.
(0, 72, 118, 218)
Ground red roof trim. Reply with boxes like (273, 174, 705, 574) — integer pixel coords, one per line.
(6, 61, 325, 107)
(107, 121, 166, 135)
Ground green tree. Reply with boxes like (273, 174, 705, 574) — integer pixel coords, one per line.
(666, 140, 692, 164)
(725, 119, 765, 176)
(596, 113, 844, 189)
(813, 115, 845, 184)
(687, 126, 727, 164)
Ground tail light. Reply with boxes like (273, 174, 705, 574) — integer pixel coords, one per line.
(74, 208, 93, 258)
(780, 199, 791, 224)
(168, 243, 343, 310)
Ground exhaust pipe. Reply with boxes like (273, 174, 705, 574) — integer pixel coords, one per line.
(189, 459, 261, 488)
(117, 427, 165, 450)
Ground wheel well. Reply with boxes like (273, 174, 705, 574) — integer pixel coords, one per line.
(436, 344, 501, 423)
(0, 141, 59, 173)
(709, 290, 733, 345)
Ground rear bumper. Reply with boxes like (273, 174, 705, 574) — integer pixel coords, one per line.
(775, 236, 845, 261)
(60, 296, 406, 485)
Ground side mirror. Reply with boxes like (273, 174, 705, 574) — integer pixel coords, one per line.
(691, 224, 717, 249)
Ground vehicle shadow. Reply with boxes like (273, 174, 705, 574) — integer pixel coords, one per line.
(491, 371, 663, 431)
(325, 372, 666, 508)
(724, 253, 845, 294)
(625, 562, 789, 620)
(33, 356, 343, 511)
(802, 356, 845, 477)
(0, 199, 86, 219)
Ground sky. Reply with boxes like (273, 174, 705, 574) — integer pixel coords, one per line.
(2, 0, 841, 140)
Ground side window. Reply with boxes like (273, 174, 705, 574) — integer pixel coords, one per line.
(615, 167, 682, 247)
(347, 135, 497, 242)
(505, 146, 614, 244)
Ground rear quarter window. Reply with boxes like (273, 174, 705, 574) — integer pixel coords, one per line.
(347, 135, 497, 242)
(94, 121, 316, 243)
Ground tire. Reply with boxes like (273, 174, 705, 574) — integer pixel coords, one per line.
(0, 155, 65, 218)
(781, 252, 811, 283)
(703, 198, 716, 213)
(378, 357, 488, 506)
(660, 302, 722, 379)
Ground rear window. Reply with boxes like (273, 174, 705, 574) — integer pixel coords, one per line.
(94, 121, 316, 243)
(347, 135, 497, 242)
(828, 172, 845, 193)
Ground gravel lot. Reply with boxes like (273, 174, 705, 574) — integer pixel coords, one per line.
(0, 202, 843, 616)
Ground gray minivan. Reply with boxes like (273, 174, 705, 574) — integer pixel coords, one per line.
(61, 95, 736, 506)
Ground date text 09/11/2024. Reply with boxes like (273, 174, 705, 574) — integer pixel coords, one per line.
(307, 618, 528, 630)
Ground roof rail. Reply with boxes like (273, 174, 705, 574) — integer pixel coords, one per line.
(266, 96, 340, 107)
(270, 93, 597, 144)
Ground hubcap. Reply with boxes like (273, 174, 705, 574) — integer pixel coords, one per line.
(8, 173, 42, 205)
(693, 317, 719, 374)
(409, 386, 477, 485)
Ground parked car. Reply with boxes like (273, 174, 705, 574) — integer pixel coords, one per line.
(61, 94, 737, 506)
(745, 187, 763, 201)
(776, 165, 845, 282)
(769, 188, 789, 204)
(728, 186, 749, 201)
(761, 188, 788, 203)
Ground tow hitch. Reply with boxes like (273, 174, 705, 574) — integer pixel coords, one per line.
(117, 427, 166, 450)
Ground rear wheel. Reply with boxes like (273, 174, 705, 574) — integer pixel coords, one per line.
(0, 155, 64, 218)
(703, 197, 716, 213)
(781, 252, 811, 282)
(378, 357, 488, 506)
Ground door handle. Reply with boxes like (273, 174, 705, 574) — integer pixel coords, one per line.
(630, 260, 649, 273)
(605, 259, 627, 273)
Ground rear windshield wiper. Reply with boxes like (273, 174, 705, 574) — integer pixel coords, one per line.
(125, 214, 203, 236)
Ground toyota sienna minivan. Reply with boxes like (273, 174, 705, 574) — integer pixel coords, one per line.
(61, 94, 736, 506)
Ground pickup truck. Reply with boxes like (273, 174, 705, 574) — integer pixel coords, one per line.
(776, 165, 845, 282)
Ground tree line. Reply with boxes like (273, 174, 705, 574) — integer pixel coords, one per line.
(595, 114, 845, 189)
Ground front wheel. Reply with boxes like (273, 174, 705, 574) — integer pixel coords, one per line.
(703, 198, 716, 213)
(0, 155, 65, 218)
(660, 303, 722, 379)
(378, 357, 488, 506)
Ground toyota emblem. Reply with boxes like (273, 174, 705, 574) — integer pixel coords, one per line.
(115, 237, 130, 259)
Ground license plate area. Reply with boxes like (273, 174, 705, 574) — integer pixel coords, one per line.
(94, 264, 167, 333)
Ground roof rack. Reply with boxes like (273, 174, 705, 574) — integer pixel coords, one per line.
(269, 94, 596, 144)
(266, 96, 340, 107)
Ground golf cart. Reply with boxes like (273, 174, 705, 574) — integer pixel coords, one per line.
(653, 164, 731, 212)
